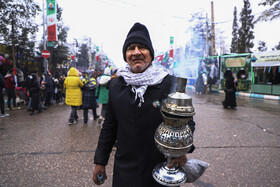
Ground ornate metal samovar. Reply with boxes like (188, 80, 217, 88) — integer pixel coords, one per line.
(152, 77, 195, 186)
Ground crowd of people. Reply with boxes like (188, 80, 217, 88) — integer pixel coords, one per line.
(0, 69, 66, 117)
(63, 66, 114, 125)
(0, 66, 115, 122)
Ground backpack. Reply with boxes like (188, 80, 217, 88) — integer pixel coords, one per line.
(85, 79, 96, 90)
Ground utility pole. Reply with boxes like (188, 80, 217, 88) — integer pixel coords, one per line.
(211, 1, 216, 56)
(42, 0, 48, 73)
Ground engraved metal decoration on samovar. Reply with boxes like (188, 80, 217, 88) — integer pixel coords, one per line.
(152, 77, 195, 186)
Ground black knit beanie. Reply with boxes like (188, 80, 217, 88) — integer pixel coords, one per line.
(122, 22, 154, 62)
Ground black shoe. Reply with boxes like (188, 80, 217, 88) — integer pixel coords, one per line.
(94, 115, 100, 120)
(222, 101, 228, 109)
(30, 112, 35, 116)
(68, 120, 76, 125)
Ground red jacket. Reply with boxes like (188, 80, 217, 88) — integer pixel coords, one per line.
(4, 74, 15, 89)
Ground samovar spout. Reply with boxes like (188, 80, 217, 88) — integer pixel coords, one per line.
(175, 77, 187, 93)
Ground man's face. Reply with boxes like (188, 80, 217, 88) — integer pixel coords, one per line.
(126, 44, 152, 73)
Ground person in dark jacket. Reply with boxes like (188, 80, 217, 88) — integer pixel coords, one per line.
(93, 22, 195, 187)
(222, 70, 237, 109)
(43, 72, 53, 107)
(0, 72, 10, 117)
(82, 70, 99, 123)
(29, 73, 43, 115)
(24, 72, 33, 111)
(53, 78, 62, 103)
(195, 62, 207, 95)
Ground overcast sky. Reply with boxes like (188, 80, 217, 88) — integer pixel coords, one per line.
(38, 0, 279, 68)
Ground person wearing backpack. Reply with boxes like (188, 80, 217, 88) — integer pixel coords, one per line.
(82, 70, 99, 124)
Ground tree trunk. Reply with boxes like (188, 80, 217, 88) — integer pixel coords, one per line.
(11, 16, 17, 74)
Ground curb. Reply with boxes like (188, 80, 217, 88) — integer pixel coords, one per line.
(186, 86, 280, 101)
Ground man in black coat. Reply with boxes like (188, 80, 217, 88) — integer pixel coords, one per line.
(93, 22, 195, 186)
(0, 72, 10, 118)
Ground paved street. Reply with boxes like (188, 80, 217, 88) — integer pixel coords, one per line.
(0, 91, 280, 187)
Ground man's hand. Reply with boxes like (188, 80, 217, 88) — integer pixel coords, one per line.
(93, 164, 107, 185)
(167, 155, 187, 168)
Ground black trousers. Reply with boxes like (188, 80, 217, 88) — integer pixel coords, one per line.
(83, 108, 98, 123)
(5, 88, 16, 109)
(0, 88, 4, 114)
(101, 103, 108, 117)
(69, 106, 78, 123)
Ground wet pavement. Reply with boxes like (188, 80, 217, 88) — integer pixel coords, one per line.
(0, 91, 280, 187)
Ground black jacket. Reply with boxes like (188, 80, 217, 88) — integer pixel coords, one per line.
(94, 75, 195, 187)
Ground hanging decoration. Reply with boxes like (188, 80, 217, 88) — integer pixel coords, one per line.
(47, 0, 57, 41)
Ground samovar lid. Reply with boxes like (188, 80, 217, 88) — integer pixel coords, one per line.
(161, 77, 195, 117)
(169, 92, 192, 100)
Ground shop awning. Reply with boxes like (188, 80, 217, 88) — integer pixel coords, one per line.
(251, 51, 280, 67)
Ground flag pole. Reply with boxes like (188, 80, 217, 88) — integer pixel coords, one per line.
(43, 0, 48, 73)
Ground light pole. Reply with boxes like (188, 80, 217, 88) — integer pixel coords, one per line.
(42, 0, 48, 73)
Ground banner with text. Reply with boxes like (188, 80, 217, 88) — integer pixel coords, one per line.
(251, 51, 280, 67)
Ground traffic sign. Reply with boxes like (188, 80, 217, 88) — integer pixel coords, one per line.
(42, 50, 50, 58)
(47, 41, 54, 47)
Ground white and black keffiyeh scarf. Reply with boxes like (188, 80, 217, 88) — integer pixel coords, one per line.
(117, 64, 168, 107)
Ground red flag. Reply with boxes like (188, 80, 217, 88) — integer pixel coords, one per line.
(155, 53, 164, 62)
(47, 24, 57, 41)
(169, 49, 174, 58)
